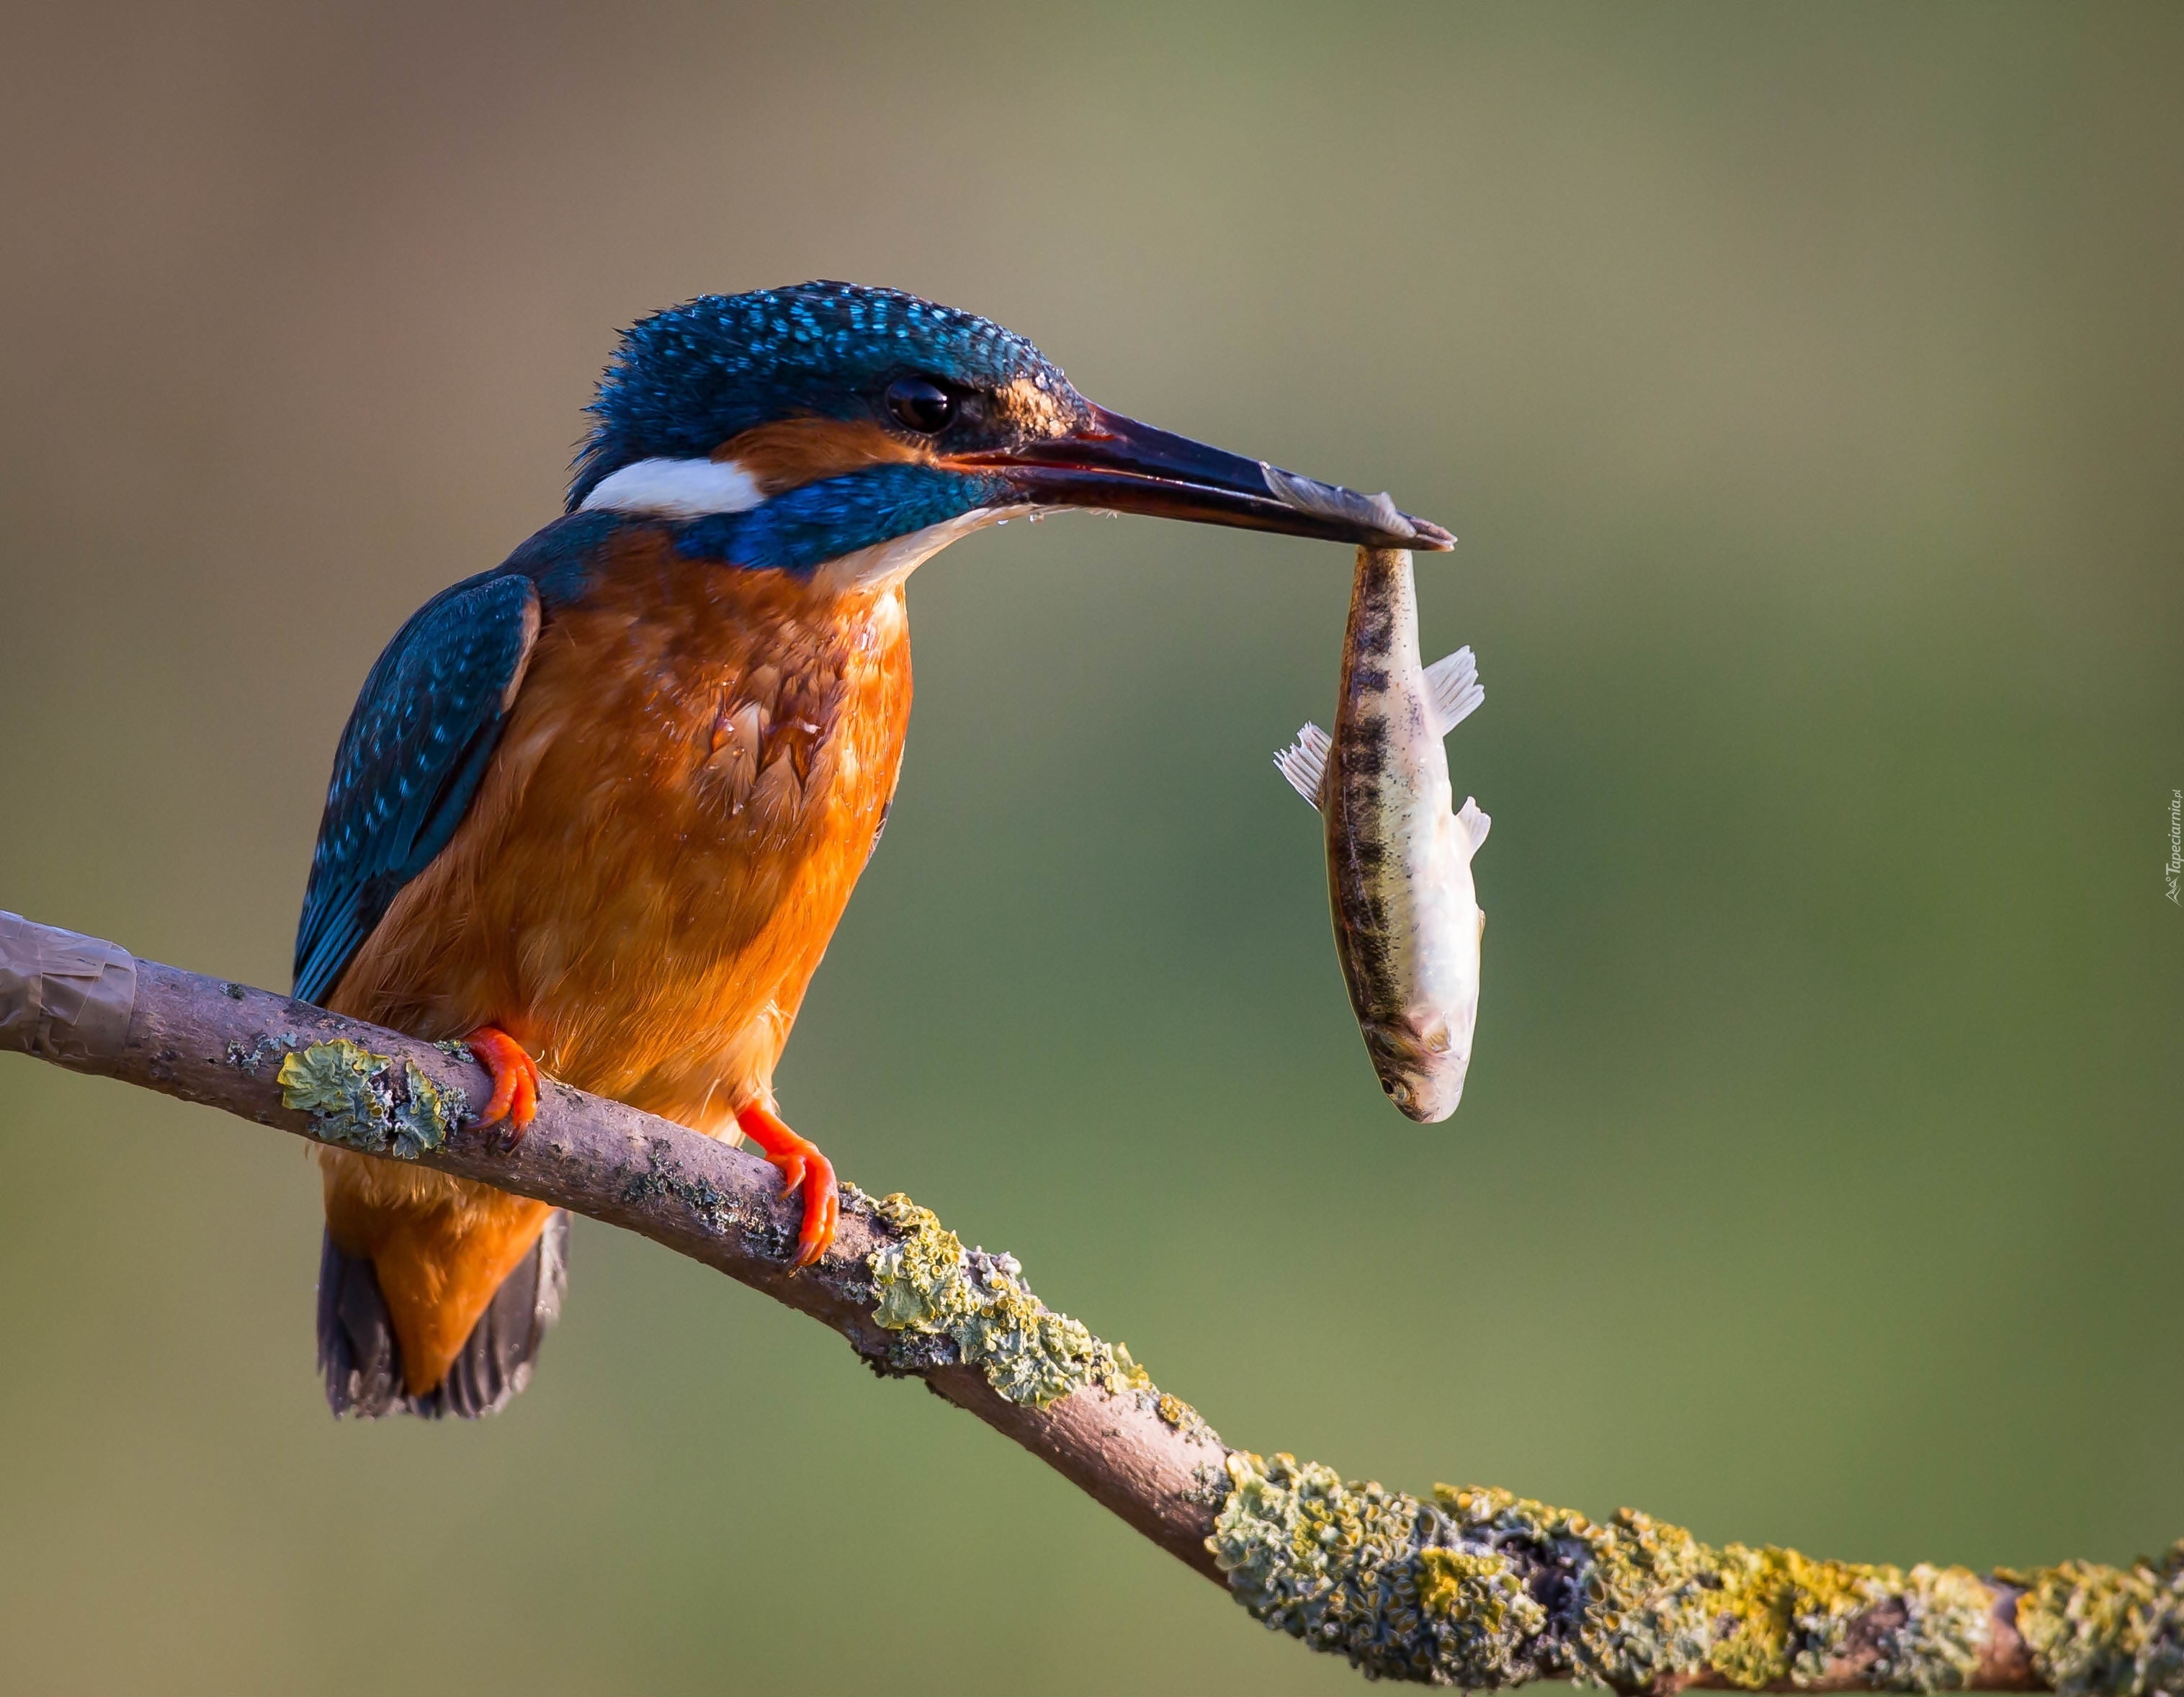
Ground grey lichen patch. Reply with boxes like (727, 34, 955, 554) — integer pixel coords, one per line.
(277, 1039, 464, 1160)
(1548, 1502, 1720, 1686)
(1440, 1484, 1998, 1691)
(617, 1139, 750, 1237)
(866, 1192, 1152, 1409)
(1181, 1459, 1232, 1509)
(2010, 1546, 2184, 1696)
(1872, 1564, 1999, 1692)
(1211, 1458, 2010, 1691)
(225, 1030, 301, 1077)
(1212, 1451, 1492, 1684)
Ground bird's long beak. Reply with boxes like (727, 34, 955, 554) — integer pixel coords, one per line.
(950, 405, 1454, 550)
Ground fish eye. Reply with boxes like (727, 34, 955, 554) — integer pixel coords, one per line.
(886, 375, 955, 434)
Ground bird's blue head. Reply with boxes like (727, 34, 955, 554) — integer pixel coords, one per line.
(568, 281, 1450, 581)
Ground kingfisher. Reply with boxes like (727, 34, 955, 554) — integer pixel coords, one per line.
(297, 280, 1452, 1417)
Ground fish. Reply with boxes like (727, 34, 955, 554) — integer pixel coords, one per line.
(1275, 545, 1489, 1122)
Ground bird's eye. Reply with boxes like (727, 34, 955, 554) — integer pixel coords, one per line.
(886, 376, 955, 434)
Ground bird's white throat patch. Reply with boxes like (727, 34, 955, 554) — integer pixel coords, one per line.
(812, 505, 1034, 594)
(580, 457, 765, 518)
(578, 457, 1037, 591)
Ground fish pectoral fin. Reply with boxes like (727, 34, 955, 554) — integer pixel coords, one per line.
(1456, 796, 1492, 859)
(1423, 647, 1484, 738)
(1273, 722, 1332, 809)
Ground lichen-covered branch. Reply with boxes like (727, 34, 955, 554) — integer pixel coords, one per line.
(2, 911, 2176, 1693)
(0, 911, 1229, 1570)
(1211, 1455, 2169, 1693)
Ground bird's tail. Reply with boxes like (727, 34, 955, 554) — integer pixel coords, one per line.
(317, 1210, 570, 1418)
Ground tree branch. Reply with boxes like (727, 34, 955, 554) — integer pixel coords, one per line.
(4, 910, 2176, 1693)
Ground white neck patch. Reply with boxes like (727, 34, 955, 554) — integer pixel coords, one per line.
(811, 504, 1037, 594)
(578, 460, 1050, 591)
(580, 456, 764, 518)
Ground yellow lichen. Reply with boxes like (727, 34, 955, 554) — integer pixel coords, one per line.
(1705, 1543, 1891, 1688)
(865, 1193, 1150, 1408)
(2011, 1547, 2184, 1696)
(1566, 1505, 1721, 1686)
(1209, 1454, 1554, 1685)
(277, 1039, 464, 1159)
(1155, 1392, 1217, 1442)
(1418, 1547, 1545, 1642)
(1212, 1462, 2022, 1690)
(393, 1058, 464, 1158)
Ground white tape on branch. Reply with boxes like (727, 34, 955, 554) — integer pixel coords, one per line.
(0, 912, 138, 1060)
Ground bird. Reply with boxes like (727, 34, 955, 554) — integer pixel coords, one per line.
(295, 279, 1453, 1417)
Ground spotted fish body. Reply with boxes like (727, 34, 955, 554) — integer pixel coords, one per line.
(1276, 547, 1489, 1121)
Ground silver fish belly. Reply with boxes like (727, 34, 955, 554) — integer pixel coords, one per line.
(1275, 546, 1490, 1121)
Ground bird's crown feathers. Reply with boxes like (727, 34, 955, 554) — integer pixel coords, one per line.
(569, 281, 1077, 509)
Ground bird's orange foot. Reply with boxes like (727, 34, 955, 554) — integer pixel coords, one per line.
(735, 1103, 838, 1268)
(466, 1026, 540, 1148)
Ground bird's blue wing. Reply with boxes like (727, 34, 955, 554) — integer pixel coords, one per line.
(292, 571, 541, 1005)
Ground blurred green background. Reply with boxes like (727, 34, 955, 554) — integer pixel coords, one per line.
(2, 3, 2180, 1691)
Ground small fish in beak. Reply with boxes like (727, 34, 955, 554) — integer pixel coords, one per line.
(1275, 546, 1490, 1122)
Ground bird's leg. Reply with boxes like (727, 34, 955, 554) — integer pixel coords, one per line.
(466, 1026, 541, 1147)
(734, 1103, 838, 1268)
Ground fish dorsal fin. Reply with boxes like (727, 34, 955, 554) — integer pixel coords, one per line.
(1274, 722, 1332, 809)
(1424, 647, 1485, 739)
(1456, 796, 1491, 859)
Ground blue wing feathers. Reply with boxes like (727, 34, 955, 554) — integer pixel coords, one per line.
(292, 572, 542, 1005)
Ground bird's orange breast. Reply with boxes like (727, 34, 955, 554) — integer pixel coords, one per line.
(328, 528, 914, 1137)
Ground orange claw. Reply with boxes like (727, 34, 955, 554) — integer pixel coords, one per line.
(734, 1103, 838, 1268)
(466, 1026, 540, 1144)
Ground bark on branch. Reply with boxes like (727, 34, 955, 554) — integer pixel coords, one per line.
(3, 910, 2176, 1694)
